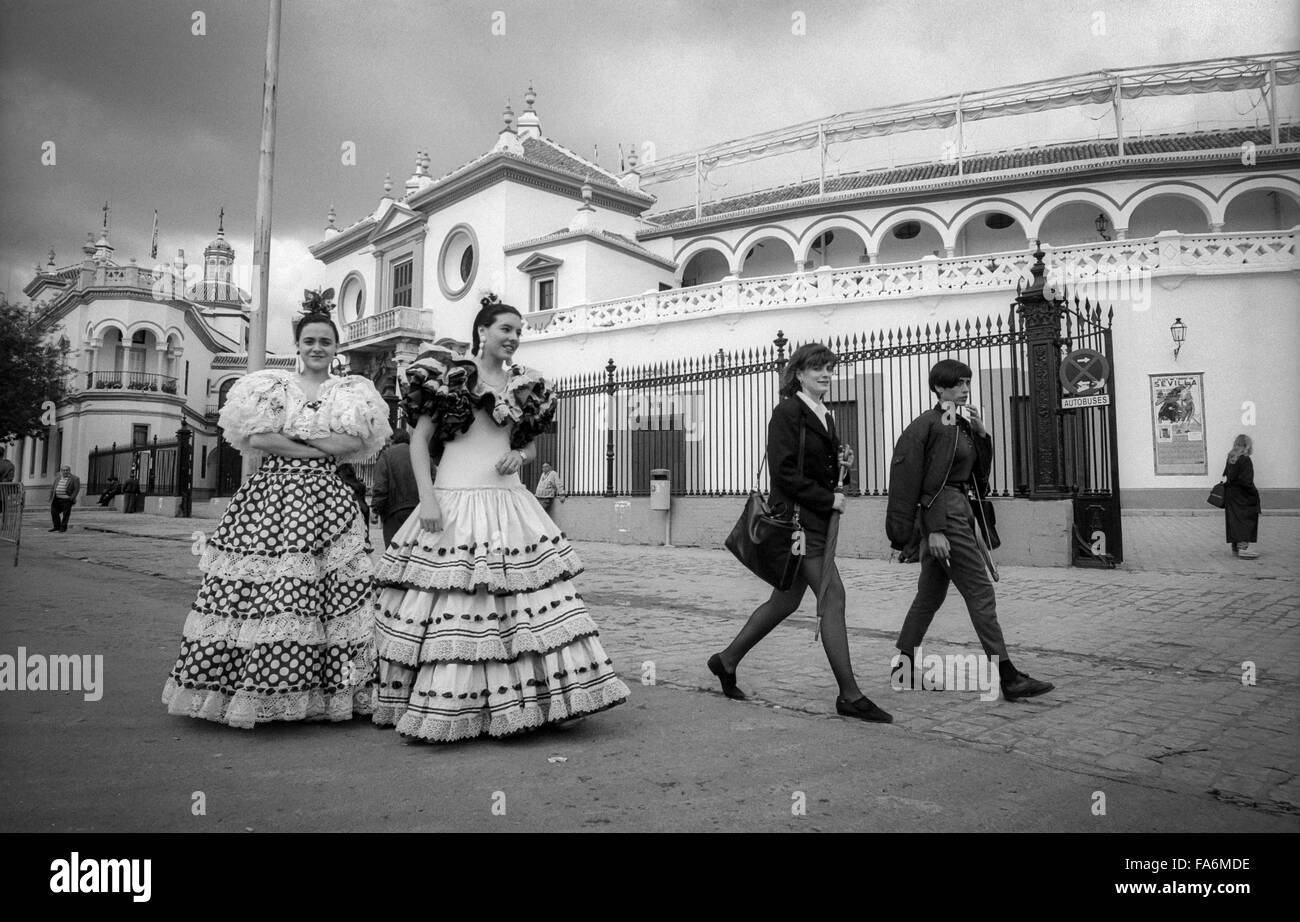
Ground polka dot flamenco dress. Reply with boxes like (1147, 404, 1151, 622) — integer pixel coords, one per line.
(372, 352, 630, 742)
(163, 370, 392, 728)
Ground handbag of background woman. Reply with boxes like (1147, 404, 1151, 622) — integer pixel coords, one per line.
(1207, 482, 1226, 508)
(725, 428, 806, 591)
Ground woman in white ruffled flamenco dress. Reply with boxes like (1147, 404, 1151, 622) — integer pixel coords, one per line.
(163, 291, 392, 728)
(373, 297, 630, 742)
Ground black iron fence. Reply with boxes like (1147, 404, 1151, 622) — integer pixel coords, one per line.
(89, 437, 181, 496)
(548, 297, 1114, 499)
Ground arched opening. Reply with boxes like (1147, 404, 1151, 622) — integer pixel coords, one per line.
(1037, 202, 1117, 247)
(128, 330, 157, 376)
(98, 328, 124, 373)
(739, 237, 796, 278)
(875, 218, 944, 264)
(1127, 194, 1210, 237)
(804, 226, 869, 268)
(1223, 189, 1300, 231)
(680, 248, 730, 287)
(952, 210, 1027, 256)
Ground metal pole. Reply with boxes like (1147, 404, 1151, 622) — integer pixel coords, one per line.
(1113, 75, 1124, 157)
(1267, 60, 1279, 147)
(244, 0, 281, 480)
(818, 122, 826, 194)
(694, 155, 702, 221)
(956, 95, 964, 176)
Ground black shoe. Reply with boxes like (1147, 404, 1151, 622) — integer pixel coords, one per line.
(707, 654, 746, 700)
(836, 695, 893, 723)
(1001, 672, 1054, 700)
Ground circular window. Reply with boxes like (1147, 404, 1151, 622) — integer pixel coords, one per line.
(339, 273, 366, 322)
(438, 224, 479, 299)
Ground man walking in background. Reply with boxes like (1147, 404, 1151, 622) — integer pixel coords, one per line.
(372, 429, 420, 549)
(534, 462, 565, 513)
(49, 465, 80, 532)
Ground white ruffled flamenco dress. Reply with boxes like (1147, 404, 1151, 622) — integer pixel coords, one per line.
(162, 370, 392, 728)
(373, 390, 630, 742)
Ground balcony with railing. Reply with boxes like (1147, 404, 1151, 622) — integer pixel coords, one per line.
(84, 370, 179, 394)
(343, 306, 437, 348)
(521, 228, 1298, 338)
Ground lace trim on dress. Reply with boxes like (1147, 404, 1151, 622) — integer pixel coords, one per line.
(381, 679, 629, 742)
(181, 605, 375, 648)
(373, 611, 600, 666)
(162, 677, 374, 728)
(199, 530, 373, 583)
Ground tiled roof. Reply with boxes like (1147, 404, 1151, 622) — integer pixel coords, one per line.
(506, 226, 674, 266)
(644, 126, 1300, 228)
(518, 136, 635, 194)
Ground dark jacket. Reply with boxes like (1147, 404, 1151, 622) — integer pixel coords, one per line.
(371, 443, 420, 519)
(885, 405, 992, 550)
(49, 473, 81, 502)
(767, 396, 848, 535)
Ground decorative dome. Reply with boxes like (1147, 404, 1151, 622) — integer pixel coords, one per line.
(205, 207, 234, 257)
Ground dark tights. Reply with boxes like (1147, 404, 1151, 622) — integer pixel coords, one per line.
(718, 555, 864, 701)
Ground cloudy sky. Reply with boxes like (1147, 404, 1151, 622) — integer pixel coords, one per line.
(1, 0, 1295, 350)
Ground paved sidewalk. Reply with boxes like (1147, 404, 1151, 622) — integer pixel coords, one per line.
(11, 507, 1299, 822)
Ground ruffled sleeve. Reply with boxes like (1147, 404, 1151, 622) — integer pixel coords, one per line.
(327, 376, 394, 463)
(492, 365, 558, 450)
(401, 347, 480, 443)
(216, 370, 289, 454)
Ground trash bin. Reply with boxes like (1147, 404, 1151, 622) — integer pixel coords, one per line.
(650, 469, 670, 511)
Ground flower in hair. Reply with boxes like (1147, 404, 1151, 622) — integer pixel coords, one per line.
(301, 288, 336, 314)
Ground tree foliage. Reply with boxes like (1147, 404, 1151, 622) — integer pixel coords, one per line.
(0, 299, 71, 443)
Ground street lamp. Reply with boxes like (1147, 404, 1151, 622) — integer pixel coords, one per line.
(1171, 317, 1187, 360)
(1095, 212, 1111, 241)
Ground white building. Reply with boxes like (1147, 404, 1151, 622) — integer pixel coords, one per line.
(311, 56, 1299, 533)
(8, 210, 290, 510)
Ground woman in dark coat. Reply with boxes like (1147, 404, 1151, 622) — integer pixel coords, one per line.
(707, 343, 892, 723)
(1222, 434, 1260, 558)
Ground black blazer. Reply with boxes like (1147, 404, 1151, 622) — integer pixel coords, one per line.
(766, 395, 846, 534)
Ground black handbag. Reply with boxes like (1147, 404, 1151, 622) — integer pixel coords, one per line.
(725, 428, 806, 591)
(1207, 482, 1226, 508)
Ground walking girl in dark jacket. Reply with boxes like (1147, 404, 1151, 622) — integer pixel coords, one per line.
(885, 359, 1053, 701)
(708, 343, 892, 723)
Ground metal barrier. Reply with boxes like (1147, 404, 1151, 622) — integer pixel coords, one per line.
(0, 483, 23, 566)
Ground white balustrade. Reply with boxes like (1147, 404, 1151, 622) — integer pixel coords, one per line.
(524, 229, 1298, 339)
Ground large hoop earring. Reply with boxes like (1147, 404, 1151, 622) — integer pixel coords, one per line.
(295, 355, 305, 374)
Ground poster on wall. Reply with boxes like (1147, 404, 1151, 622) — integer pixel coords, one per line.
(1149, 373, 1207, 475)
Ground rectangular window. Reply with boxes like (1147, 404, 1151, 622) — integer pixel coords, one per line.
(200, 441, 207, 479)
(184, 361, 190, 395)
(391, 259, 413, 308)
(40, 434, 50, 476)
(132, 425, 149, 447)
(29, 437, 37, 475)
(536, 278, 555, 313)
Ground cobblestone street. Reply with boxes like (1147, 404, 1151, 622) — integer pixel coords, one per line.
(3, 507, 1296, 828)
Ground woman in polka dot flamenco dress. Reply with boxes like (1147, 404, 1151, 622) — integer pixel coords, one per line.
(373, 297, 630, 742)
(163, 292, 392, 728)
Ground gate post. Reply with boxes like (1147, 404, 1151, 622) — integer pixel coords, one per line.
(176, 418, 193, 518)
(603, 358, 617, 497)
(1015, 245, 1070, 497)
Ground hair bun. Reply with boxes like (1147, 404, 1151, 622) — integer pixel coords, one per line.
(479, 293, 500, 309)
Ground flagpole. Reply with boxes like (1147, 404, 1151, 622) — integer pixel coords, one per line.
(244, 0, 281, 479)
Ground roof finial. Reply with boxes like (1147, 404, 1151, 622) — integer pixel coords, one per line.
(218, 205, 225, 235)
(47, 246, 56, 267)
(524, 81, 537, 111)
(326, 203, 337, 228)
(383, 171, 393, 195)
(102, 200, 109, 231)
(502, 98, 516, 131)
